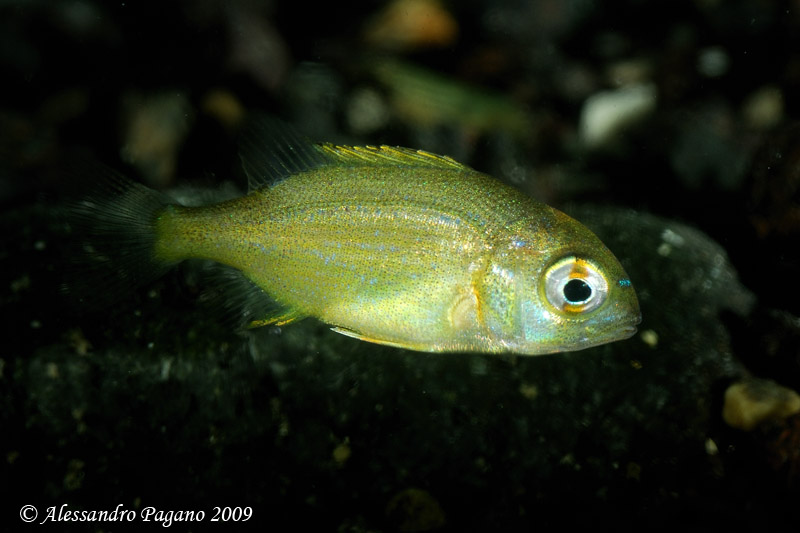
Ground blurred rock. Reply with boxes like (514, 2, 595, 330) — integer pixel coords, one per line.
(225, 0, 290, 92)
(741, 85, 784, 131)
(346, 87, 390, 135)
(385, 488, 446, 532)
(579, 84, 657, 150)
(696, 45, 730, 78)
(201, 88, 246, 130)
(120, 91, 194, 188)
(747, 121, 800, 238)
(669, 101, 750, 191)
(363, 0, 458, 51)
(723, 377, 800, 431)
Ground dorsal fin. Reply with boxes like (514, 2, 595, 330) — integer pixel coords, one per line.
(238, 117, 330, 191)
(317, 144, 472, 171)
(238, 116, 473, 191)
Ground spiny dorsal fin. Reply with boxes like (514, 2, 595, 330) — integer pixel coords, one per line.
(317, 144, 472, 171)
(239, 116, 473, 191)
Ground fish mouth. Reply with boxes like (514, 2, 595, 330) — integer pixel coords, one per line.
(579, 318, 640, 348)
(615, 313, 642, 339)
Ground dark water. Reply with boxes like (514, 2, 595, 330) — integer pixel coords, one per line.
(2, 1, 799, 531)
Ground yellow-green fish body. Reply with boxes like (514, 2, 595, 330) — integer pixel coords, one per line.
(75, 121, 640, 354)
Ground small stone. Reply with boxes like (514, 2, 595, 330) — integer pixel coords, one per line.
(579, 84, 657, 149)
(386, 488, 445, 532)
(722, 377, 800, 431)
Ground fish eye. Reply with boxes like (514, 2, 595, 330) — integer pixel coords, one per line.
(544, 257, 608, 313)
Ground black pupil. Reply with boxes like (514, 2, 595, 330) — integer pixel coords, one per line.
(563, 279, 592, 303)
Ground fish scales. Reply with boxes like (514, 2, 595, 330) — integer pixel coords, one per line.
(157, 163, 533, 351)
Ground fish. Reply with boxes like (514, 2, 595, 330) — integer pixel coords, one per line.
(369, 58, 532, 137)
(70, 119, 640, 355)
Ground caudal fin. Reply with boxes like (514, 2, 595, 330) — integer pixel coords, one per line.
(63, 163, 177, 312)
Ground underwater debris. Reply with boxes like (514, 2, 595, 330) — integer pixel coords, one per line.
(723, 377, 800, 432)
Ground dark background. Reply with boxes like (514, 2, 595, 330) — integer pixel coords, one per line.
(2, 0, 799, 531)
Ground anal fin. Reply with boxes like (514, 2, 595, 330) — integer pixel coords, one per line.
(330, 326, 426, 351)
(194, 261, 305, 331)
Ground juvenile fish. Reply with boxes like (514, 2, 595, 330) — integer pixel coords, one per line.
(72, 121, 640, 354)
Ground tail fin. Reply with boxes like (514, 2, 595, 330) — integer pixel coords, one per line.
(63, 163, 177, 312)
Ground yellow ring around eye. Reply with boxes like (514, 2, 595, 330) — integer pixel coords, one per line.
(544, 256, 609, 314)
